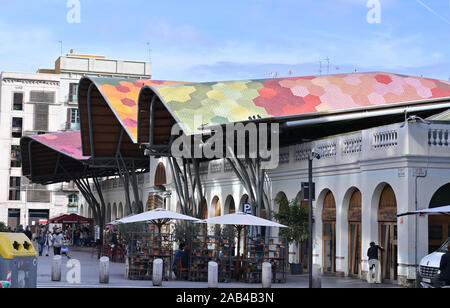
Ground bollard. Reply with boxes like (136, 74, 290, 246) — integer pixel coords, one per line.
(208, 261, 218, 288)
(152, 259, 163, 286)
(312, 264, 322, 288)
(99, 256, 110, 284)
(262, 262, 272, 288)
(51, 255, 62, 281)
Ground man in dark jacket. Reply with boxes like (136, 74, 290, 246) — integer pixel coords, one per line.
(367, 242, 384, 283)
(439, 244, 450, 286)
(37, 227, 47, 256)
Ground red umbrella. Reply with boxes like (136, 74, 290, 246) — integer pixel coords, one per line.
(49, 213, 93, 224)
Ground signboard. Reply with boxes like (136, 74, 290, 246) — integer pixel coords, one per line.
(301, 182, 316, 201)
(242, 203, 252, 214)
(39, 219, 48, 225)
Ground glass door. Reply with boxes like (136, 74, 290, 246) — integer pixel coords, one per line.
(348, 222, 361, 276)
(379, 222, 398, 282)
(323, 222, 336, 273)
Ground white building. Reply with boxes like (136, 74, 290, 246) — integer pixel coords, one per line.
(80, 117, 450, 286)
(0, 54, 151, 230)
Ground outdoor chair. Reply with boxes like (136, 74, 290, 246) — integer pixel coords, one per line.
(176, 259, 189, 280)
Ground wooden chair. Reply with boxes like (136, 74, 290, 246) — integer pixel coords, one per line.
(176, 259, 189, 280)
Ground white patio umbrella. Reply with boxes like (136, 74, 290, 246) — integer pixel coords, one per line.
(197, 211, 288, 228)
(197, 212, 288, 279)
(115, 207, 200, 232)
(397, 205, 450, 217)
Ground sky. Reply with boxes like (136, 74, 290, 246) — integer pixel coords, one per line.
(0, 0, 449, 82)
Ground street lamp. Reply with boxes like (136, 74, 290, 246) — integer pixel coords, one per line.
(308, 147, 323, 288)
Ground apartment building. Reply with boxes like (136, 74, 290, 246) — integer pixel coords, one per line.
(0, 54, 151, 230)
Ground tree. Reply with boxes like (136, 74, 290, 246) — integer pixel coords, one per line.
(0, 222, 9, 232)
(273, 196, 309, 266)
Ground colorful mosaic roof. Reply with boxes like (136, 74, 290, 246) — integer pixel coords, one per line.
(90, 73, 450, 136)
(91, 77, 185, 141)
(146, 72, 450, 133)
(29, 131, 88, 160)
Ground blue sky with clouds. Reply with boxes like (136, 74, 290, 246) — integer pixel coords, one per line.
(0, 0, 449, 82)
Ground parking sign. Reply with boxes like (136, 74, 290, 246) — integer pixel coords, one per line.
(242, 203, 252, 214)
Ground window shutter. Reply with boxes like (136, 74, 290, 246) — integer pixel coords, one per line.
(69, 84, 74, 102)
(66, 108, 72, 129)
(34, 104, 49, 131)
(30, 91, 55, 103)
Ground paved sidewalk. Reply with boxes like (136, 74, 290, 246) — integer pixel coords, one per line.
(36, 247, 400, 288)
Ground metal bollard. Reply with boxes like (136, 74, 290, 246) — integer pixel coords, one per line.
(51, 255, 62, 281)
(262, 262, 272, 288)
(312, 264, 322, 288)
(99, 256, 110, 283)
(208, 261, 218, 288)
(152, 259, 163, 286)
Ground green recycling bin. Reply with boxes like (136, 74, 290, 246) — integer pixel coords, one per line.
(0, 233, 38, 288)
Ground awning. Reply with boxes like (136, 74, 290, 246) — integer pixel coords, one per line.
(49, 213, 93, 224)
(397, 205, 450, 217)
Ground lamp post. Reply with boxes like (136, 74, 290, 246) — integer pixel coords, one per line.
(308, 148, 323, 288)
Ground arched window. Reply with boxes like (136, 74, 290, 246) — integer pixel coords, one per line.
(154, 162, 167, 186)
(322, 191, 336, 274)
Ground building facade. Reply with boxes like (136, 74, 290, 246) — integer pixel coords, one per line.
(81, 119, 450, 286)
(0, 54, 151, 230)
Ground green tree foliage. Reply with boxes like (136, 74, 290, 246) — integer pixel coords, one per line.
(173, 221, 202, 245)
(272, 196, 309, 245)
(0, 222, 9, 232)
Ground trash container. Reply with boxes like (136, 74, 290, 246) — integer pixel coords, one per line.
(0, 233, 38, 288)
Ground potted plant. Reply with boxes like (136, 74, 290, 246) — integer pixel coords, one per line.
(272, 195, 309, 275)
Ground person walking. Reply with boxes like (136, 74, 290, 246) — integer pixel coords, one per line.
(52, 228, 65, 255)
(44, 230, 52, 256)
(367, 241, 384, 284)
(37, 227, 47, 256)
(439, 243, 450, 286)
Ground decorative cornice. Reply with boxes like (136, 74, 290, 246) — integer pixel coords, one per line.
(2, 78, 59, 86)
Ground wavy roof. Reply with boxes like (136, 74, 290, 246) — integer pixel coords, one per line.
(145, 72, 450, 133)
(85, 72, 450, 138)
(28, 131, 87, 160)
(91, 77, 185, 142)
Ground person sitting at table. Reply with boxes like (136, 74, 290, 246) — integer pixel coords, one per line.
(173, 243, 185, 279)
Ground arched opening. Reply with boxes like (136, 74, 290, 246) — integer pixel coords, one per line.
(112, 203, 117, 221)
(322, 190, 336, 274)
(224, 195, 235, 214)
(212, 196, 221, 217)
(348, 189, 362, 277)
(154, 162, 167, 186)
(428, 183, 450, 252)
(201, 199, 208, 220)
(106, 203, 111, 225)
(378, 184, 398, 282)
(118, 202, 123, 219)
